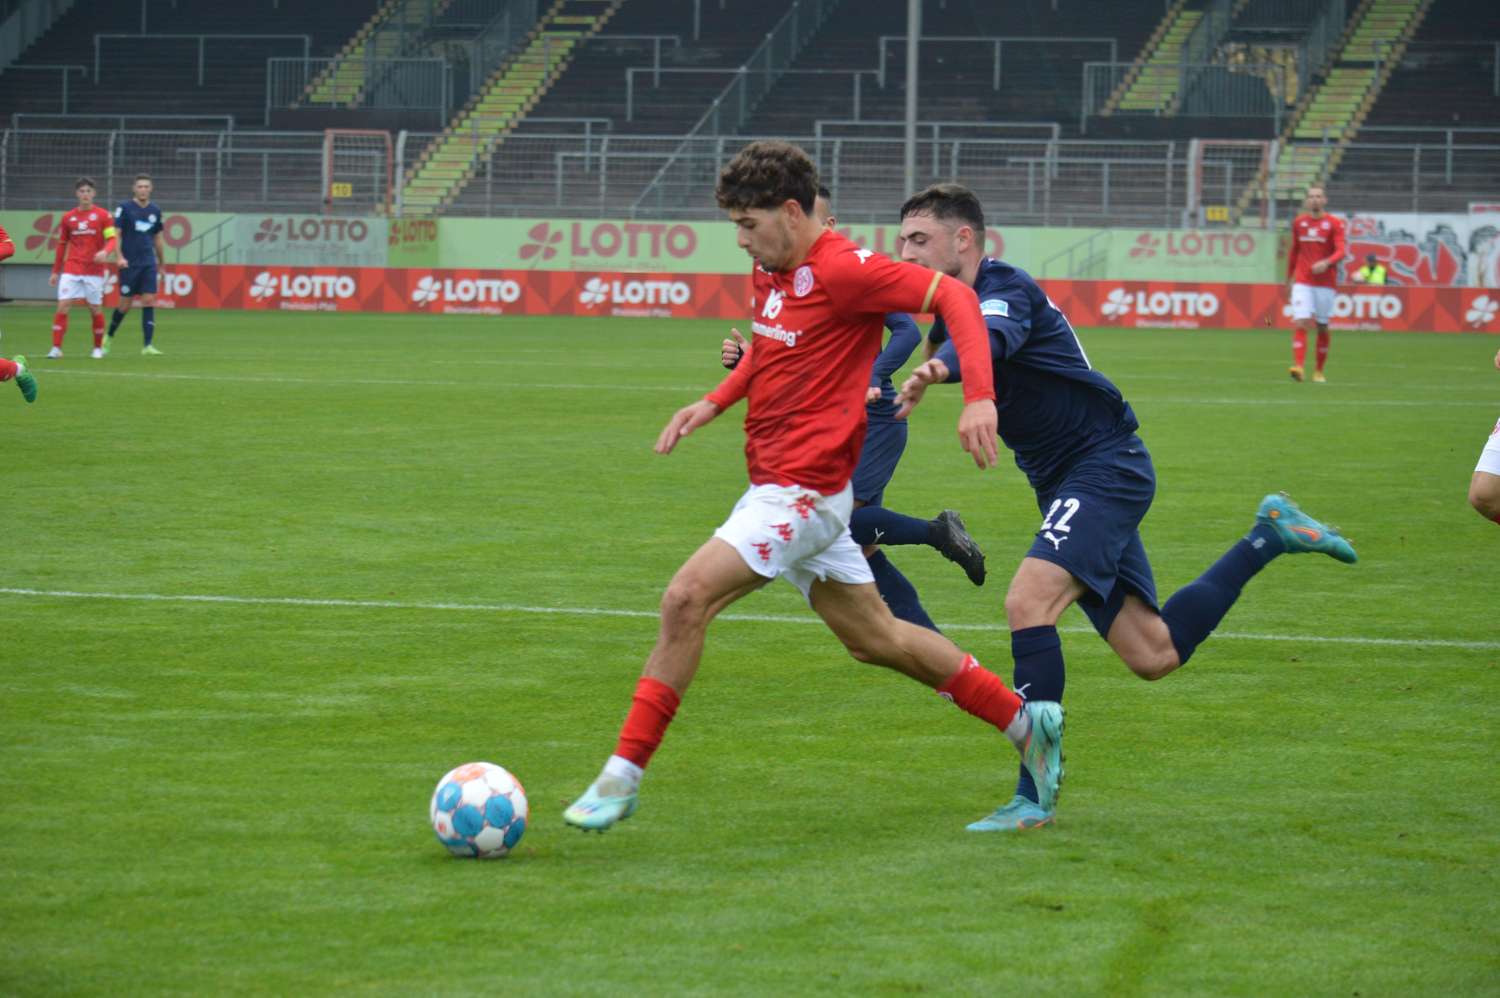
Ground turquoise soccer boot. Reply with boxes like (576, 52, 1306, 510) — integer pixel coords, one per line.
(967, 794, 1055, 833)
(563, 777, 639, 832)
(1256, 492, 1357, 563)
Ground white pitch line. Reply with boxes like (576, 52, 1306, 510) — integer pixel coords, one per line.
(35, 368, 1495, 406)
(1, 586, 1494, 651)
(40, 368, 693, 392)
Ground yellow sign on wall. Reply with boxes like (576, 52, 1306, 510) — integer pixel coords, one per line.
(329, 182, 353, 199)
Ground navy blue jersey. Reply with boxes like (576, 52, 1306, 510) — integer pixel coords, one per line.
(114, 200, 163, 266)
(867, 312, 922, 419)
(930, 258, 1138, 490)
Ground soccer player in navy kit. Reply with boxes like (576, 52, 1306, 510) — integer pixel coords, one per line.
(896, 184, 1358, 832)
(106, 174, 165, 356)
(721, 187, 987, 633)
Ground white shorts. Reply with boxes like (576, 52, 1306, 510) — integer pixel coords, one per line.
(57, 273, 104, 305)
(1291, 283, 1335, 324)
(713, 482, 874, 599)
(1477, 418, 1500, 476)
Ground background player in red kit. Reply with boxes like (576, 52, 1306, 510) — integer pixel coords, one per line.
(47, 177, 118, 360)
(563, 141, 1064, 834)
(1286, 184, 1346, 383)
(0, 222, 38, 402)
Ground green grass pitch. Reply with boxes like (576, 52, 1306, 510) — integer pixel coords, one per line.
(1, 306, 1497, 995)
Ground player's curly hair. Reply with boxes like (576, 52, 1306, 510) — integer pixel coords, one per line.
(899, 183, 986, 235)
(715, 141, 818, 213)
(74, 177, 97, 191)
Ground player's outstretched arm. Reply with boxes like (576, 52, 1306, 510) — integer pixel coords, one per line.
(656, 400, 722, 455)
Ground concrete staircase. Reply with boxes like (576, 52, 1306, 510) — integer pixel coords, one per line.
(1257, 0, 1431, 208)
(1104, 0, 1200, 115)
(398, 0, 620, 215)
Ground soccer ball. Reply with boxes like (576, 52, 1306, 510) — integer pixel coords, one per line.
(430, 762, 529, 858)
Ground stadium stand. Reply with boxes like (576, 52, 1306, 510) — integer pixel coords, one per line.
(1106, 0, 1203, 115)
(0, 0, 376, 125)
(0, 0, 1492, 220)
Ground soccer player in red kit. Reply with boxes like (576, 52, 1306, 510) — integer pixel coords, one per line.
(0, 222, 38, 402)
(1286, 184, 1346, 383)
(562, 141, 1063, 834)
(47, 177, 118, 360)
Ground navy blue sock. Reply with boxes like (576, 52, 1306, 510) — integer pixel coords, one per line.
(866, 550, 940, 632)
(142, 308, 155, 347)
(850, 506, 934, 547)
(1011, 625, 1065, 804)
(107, 309, 126, 336)
(1160, 523, 1285, 666)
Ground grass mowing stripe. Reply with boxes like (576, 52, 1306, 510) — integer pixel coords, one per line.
(3, 585, 1494, 650)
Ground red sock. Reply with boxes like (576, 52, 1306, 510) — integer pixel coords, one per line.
(936, 654, 1022, 732)
(0, 358, 15, 381)
(1315, 330, 1330, 372)
(52, 312, 68, 348)
(1291, 329, 1307, 367)
(92, 312, 104, 348)
(613, 676, 682, 769)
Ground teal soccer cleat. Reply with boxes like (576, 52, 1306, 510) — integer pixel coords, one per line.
(967, 794, 1055, 833)
(1018, 701, 1064, 812)
(13, 355, 37, 403)
(1256, 492, 1357, 564)
(563, 777, 639, 832)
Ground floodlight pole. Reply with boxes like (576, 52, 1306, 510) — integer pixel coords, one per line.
(903, 0, 920, 199)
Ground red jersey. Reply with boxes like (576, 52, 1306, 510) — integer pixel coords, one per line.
(52, 206, 118, 277)
(1288, 212, 1345, 288)
(707, 229, 993, 494)
(0, 222, 14, 262)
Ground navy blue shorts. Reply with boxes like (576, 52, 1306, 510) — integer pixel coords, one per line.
(851, 415, 908, 506)
(119, 264, 157, 297)
(1026, 435, 1159, 638)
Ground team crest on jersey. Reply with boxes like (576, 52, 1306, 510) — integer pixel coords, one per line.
(793, 265, 814, 297)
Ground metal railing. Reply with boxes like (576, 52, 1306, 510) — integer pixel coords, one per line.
(93, 33, 310, 85)
(11, 112, 235, 132)
(266, 57, 452, 125)
(3, 127, 1497, 222)
(1082, 61, 1288, 133)
(875, 35, 1118, 90)
(625, 67, 875, 123)
(2, 63, 86, 112)
(631, 0, 842, 214)
(591, 34, 681, 85)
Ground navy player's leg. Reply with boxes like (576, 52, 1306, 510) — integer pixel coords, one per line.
(108, 266, 140, 338)
(137, 266, 159, 349)
(849, 417, 986, 584)
(1001, 439, 1155, 808)
(847, 417, 942, 631)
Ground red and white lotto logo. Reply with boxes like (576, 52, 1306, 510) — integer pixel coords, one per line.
(1101, 287, 1220, 322)
(1281, 292, 1403, 323)
(1465, 295, 1498, 328)
(160, 272, 194, 297)
(410, 275, 521, 307)
(577, 277, 692, 309)
(249, 271, 357, 301)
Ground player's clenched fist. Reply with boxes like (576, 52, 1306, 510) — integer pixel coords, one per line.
(720, 328, 750, 369)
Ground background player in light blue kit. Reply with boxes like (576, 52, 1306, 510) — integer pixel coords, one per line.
(107, 174, 165, 356)
(897, 184, 1358, 832)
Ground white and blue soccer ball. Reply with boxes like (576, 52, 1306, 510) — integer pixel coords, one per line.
(430, 762, 529, 858)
